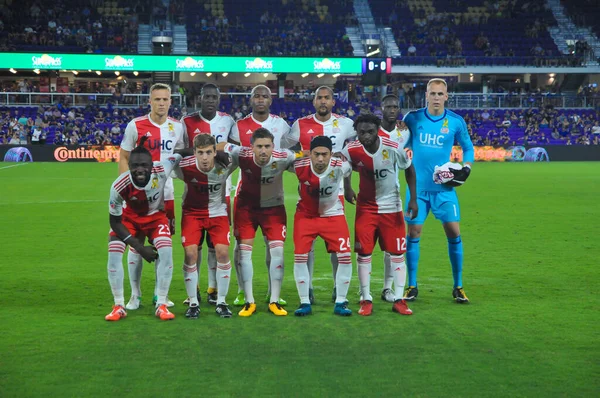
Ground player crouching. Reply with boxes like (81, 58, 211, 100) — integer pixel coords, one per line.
(105, 136, 179, 321)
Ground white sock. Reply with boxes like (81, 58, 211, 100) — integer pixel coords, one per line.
(239, 244, 254, 303)
(183, 263, 199, 306)
(264, 236, 272, 293)
(154, 238, 173, 306)
(207, 247, 217, 290)
(196, 247, 202, 286)
(268, 241, 284, 303)
(330, 252, 339, 284)
(357, 254, 373, 301)
(335, 252, 352, 303)
(234, 241, 244, 292)
(153, 261, 159, 297)
(127, 247, 143, 297)
(383, 252, 393, 290)
(391, 254, 407, 301)
(216, 261, 232, 304)
(294, 253, 310, 304)
(108, 241, 126, 306)
(307, 241, 316, 289)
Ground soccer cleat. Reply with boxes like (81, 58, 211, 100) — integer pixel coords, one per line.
(403, 286, 419, 301)
(381, 288, 395, 303)
(331, 287, 337, 303)
(452, 287, 470, 304)
(153, 296, 175, 308)
(185, 304, 200, 319)
(358, 300, 373, 316)
(334, 302, 352, 316)
(105, 305, 127, 321)
(309, 288, 315, 305)
(155, 304, 175, 320)
(392, 299, 413, 315)
(125, 295, 141, 310)
(207, 288, 218, 305)
(233, 291, 245, 306)
(215, 303, 233, 318)
(294, 303, 313, 316)
(264, 293, 287, 306)
(268, 302, 288, 316)
(239, 302, 257, 317)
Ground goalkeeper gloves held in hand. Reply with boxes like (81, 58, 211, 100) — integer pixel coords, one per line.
(433, 162, 471, 187)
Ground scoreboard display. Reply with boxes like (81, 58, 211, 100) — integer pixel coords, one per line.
(361, 58, 392, 85)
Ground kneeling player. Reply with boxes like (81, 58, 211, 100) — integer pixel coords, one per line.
(290, 136, 354, 317)
(105, 136, 178, 321)
(175, 134, 238, 318)
(342, 114, 417, 316)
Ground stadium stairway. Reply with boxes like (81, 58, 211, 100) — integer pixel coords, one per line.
(547, 0, 600, 64)
(172, 25, 188, 54)
(345, 27, 366, 56)
(137, 24, 153, 54)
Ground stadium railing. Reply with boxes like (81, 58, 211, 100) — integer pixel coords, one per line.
(0, 92, 185, 108)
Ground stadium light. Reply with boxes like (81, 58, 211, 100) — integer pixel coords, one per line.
(114, 71, 120, 76)
(9, 68, 16, 74)
(332, 73, 340, 78)
(96, 71, 102, 75)
(222, 73, 229, 77)
(33, 69, 40, 74)
(244, 73, 251, 77)
(317, 73, 324, 78)
(263, 73, 269, 77)
(133, 71, 139, 76)
(366, 48, 380, 57)
(549, 73, 556, 78)
(88, 69, 92, 72)
(301, 73, 309, 78)
(206, 73, 212, 77)
(190, 72, 196, 76)
(72, 70, 79, 75)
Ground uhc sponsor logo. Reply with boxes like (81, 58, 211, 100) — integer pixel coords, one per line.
(105, 55, 134, 69)
(32, 54, 62, 67)
(176, 57, 204, 70)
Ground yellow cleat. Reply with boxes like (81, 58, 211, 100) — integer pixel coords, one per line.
(238, 302, 257, 317)
(268, 302, 288, 316)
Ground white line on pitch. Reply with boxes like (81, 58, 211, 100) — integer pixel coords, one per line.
(0, 163, 29, 170)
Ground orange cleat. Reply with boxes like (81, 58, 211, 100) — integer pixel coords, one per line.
(392, 299, 413, 315)
(155, 304, 175, 320)
(358, 300, 373, 316)
(105, 305, 127, 321)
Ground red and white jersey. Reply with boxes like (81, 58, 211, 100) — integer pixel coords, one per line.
(109, 155, 181, 218)
(173, 155, 238, 218)
(230, 114, 291, 148)
(181, 111, 235, 147)
(224, 143, 297, 208)
(341, 137, 412, 214)
(291, 157, 352, 218)
(285, 113, 356, 152)
(378, 125, 410, 148)
(120, 114, 185, 201)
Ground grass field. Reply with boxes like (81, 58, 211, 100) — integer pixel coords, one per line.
(1, 161, 598, 397)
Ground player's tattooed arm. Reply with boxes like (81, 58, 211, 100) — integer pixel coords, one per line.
(109, 215, 158, 262)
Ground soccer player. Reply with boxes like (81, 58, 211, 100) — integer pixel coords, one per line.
(290, 136, 354, 317)
(229, 85, 292, 306)
(105, 136, 178, 321)
(378, 94, 411, 303)
(341, 114, 417, 316)
(119, 83, 185, 310)
(402, 78, 474, 303)
(181, 83, 235, 306)
(174, 134, 237, 319)
(284, 86, 356, 304)
(220, 128, 300, 317)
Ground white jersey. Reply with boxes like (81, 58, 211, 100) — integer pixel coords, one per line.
(120, 115, 185, 201)
(230, 114, 291, 148)
(341, 137, 412, 214)
(174, 155, 238, 218)
(224, 143, 297, 208)
(378, 125, 410, 148)
(109, 155, 181, 218)
(181, 111, 236, 197)
(285, 113, 356, 152)
(291, 157, 352, 217)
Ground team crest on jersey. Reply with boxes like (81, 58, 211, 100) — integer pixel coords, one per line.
(271, 162, 277, 169)
(441, 118, 449, 134)
(151, 176, 159, 189)
(219, 126, 226, 132)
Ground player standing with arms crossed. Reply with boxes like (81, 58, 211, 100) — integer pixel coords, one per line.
(402, 78, 474, 303)
(119, 83, 185, 310)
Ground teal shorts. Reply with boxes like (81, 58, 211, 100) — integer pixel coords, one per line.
(404, 190, 460, 225)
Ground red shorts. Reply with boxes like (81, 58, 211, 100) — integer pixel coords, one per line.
(181, 214, 231, 247)
(354, 210, 407, 255)
(109, 212, 170, 241)
(293, 213, 351, 254)
(234, 204, 287, 241)
(164, 199, 175, 235)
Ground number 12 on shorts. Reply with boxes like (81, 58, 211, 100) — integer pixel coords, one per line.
(396, 237, 407, 251)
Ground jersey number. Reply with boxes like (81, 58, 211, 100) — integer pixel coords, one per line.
(396, 237, 407, 251)
(338, 237, 351, 251)
(281, 226, 287, 239)
(158, 224, 170, 236)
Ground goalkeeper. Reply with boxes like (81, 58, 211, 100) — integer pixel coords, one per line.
(401, 78, 474, 304)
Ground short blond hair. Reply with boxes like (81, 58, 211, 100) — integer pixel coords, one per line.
(427, 78, 447, 91)
(150, 83, 171, 94)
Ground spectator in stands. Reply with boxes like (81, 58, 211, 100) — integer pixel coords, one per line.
(407, 43, 417, 56)
(9, 133, 20, 145)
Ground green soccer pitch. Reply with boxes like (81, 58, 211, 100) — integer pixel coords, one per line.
(1, 161, 598, 397)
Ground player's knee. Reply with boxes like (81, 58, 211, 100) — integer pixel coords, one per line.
(184, 246, 198, 265)
(408, 225, 422, 239)
(214, 244, 229, 264)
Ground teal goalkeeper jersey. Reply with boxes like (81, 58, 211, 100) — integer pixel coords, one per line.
(403, 108, 474, 192)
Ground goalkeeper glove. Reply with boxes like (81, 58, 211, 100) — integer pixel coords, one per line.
(444, 165, 471, 187)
